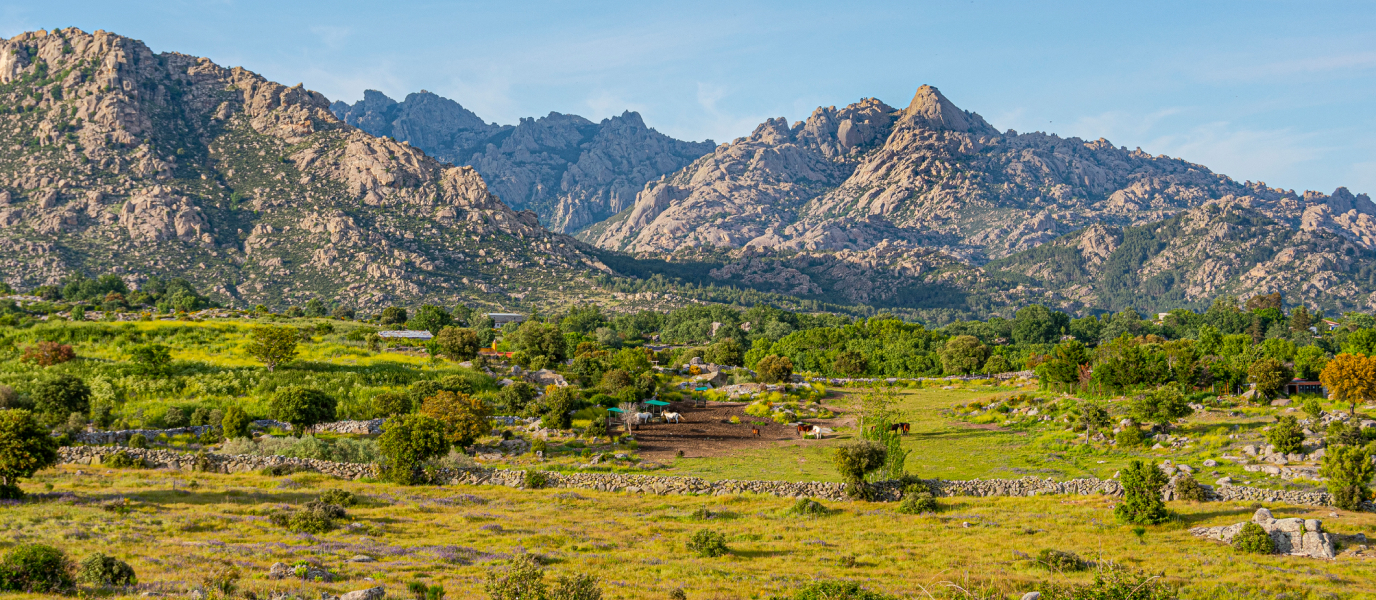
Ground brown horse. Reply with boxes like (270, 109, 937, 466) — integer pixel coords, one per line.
(796, 423, 811, 437)
(888, 423, 911, 435)
(751, 426, 761, 438)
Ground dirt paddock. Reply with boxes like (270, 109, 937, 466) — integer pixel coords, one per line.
(625, 401, 847, 460)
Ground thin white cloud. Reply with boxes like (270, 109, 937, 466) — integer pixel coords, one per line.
(308, 25, 351, 50)
(1148, 122, 1327, 189)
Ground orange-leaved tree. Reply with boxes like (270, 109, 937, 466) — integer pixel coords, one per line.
(1319, 353, 1376, 417)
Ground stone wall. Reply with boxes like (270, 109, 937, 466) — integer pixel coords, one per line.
(56, 446, 1366, 510)
(72, 425, 218, 445)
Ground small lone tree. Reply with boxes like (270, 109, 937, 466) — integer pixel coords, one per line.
(833, 441, 887, 499)
(1320, 353, 1376, 417)
(21, 341, 76, 367)
(0, 409, 60, 499)
(377, 414, 450, 485)
(1077, 401, 1112, 443)
(1267, 415, 1305, 455)
(419, 391, 493, 448)
(221, 406, 252, 439)
(31, 375, 91, 426)
(1129, 387, 1193, 430)
(1115, 460, 1170, 525)
(1320, 444, 1374, 511)
(435, 327, 480, 361)
(128, 344, 172, 377)
(540, 386, 577, 430)
(303, 298, 326, 318)
(1248, 358, 1294, 402)
(939, 335, 988, 375)
(246, 326, 298, 372)
(268, 387, 336, 437)
(380, 306, 408, 326)
(756, 354, 794, 383)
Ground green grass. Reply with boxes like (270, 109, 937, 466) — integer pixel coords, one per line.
(5, 466, 1374, 599)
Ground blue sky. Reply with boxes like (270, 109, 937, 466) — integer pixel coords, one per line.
(8, 1, 1375, 195)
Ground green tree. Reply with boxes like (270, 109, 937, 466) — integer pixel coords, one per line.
(1129, 387, 1193, 429)
(1294, 346, 1329, 380)
(419, 391, 493, 448)
(371, 391, 413, 418)
(303, 298, 327, 318)
(1012, 304, 1069, 345)
(381, 306, 408, 326)
(0, 410, 60, 499)
(1248, 358, 1293, 401)
(756, 355, 794, 384)
(246, 326, 298, 372)
(1267, 415, 1305, 455)
(495, 382, 538, 415)
(832, 441, 887, 498)
(939, 335, 988, 375)
(982, 354, 1012, 374)
(833, 350, 868, 376)
(407, 305, 453, 335)
(128, 344, 172, 377)
(221, 406, 252, 439)
(1343, 328, 1376, 355)
(510, 321, 568, 364)
(1320, 444, 1374, 511)
(561, 304, 608, 335)
(268, 387, 336, 437)
(377, 414, 449, 485)
(1077, 401, 1112, 443)
(704, 338, 744, 367)
(331, 306, 356, 320)
(435, 327, 481, 361)
(31, 375, 91, 426)
(1115, 460, 1169, 525)
(539, 386, 578, 430)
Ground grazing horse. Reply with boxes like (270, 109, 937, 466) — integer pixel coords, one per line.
(888, 422, 911, 435)
(751, 425, 761, 437)
(808, 426, 824, 439)
(663, 412, 682, 424)
(635, 412, 654, 424)
(796, 423, 811, 437)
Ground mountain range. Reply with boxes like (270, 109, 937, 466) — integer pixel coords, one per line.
(1, 27, 1373, 319)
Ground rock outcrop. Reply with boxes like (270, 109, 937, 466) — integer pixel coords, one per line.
(332, 90, 714, 232)
(1191, 508, 1337, 559)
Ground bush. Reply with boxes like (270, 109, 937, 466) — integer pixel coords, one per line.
(78, 553, 136, 587)
(784, 581, 895, 600)
(897, 488, 938, 514)
(269, 386, 337, 437)
(786, 498, 830, 517)
(222, 406, 252, 439)
(833, 441, 886, 498)
(524, 470, 548, 489)
(101, 450, 145, 469)
(420, 390, 493, 448)
(269, 502, 347, 534)
(756, 355, 794, 383)
(0, 409, 60, 498)
(1115, 426, 1144, 448)
(163, 407, 187, 428)
(127, 433, 148, 448)
(1037, 566, 1177, 600)
(1115, 460, 1169, 525)
(21, 341, 76, 366)
(1036, 548, 1087, 572)
(377, 414, 449, 484)
(1233, 522, 1275, 554)
(686, 529, 729, 557)
(485, 554, 547, 600)
(31, 374, 91, 425)
(319, 488, 356, 507)
(551, 573, 602, 600)
(1320, 444, 1375, 511)
(1302, 398, 1325, 420)
(0, 544, 74, 593)
(1267, 415, 1304, 455)
(1173, 474, 1208, 502)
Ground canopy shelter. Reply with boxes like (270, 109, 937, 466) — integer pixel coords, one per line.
(643, 399, 670, 416)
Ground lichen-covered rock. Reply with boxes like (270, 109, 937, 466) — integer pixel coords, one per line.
(1190, 508, 1337, 559)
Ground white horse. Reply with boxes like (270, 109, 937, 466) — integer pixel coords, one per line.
(663, 412, 682, 424)
(635, 412, 654, 424)
(808, 426, 824, 439)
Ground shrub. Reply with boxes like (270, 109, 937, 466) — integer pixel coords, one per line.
(785, 581, 895, 600)
(269, 386, 336, 437)
(833, 441, 886, 498)
(247, 325, 299, 371)
(128, 344, 172, 376)
(269, 501, 347, 533)
(524, 470, 548, 489)
(1115, 426, 1144, 448)
(222, 406, 252, 439)
(1038, 566, 1177, 600)
(485, 554, 546, 600)
(787, 498, 830, 517)
(1036, 548, 1087, 572)
(201, 565, 240, 599)
(377, 413, 449, 484)
(1267, 415, 1305, 455)
(435, 327, 481, 361)
(551, 573, 602, 600)
(101, 450, 145, 469)
(163, 407, 188, 428)
(127, 433, 148, 448)
(31, 374, 91, 425)
(420, 390, 493, 448)
(259, 464, 313, 477)
(1302, 398, 1325, 420)
(898, 490, 938, 514)
(1115, 460, 1169, 525)
(686, 529, 729, 557)
(21, 341, 75, 366)
(77, 553, 136, 587)
(540, 386, 578, 430)
(1320, 444, 1375, 511)
(0, 544, 74, 593)
(756, 355, 794, 383)
(1173, 474, 1208, 502)
(319, 488, 357, 507)
(371, 391, 413, 418)
(1233, 522, 1275, 554)
(0, 409, 60, 498)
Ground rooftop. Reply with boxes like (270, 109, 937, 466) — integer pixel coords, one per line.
(377, 330, 434, 339)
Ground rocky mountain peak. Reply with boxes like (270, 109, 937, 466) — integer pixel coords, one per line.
(898, 84, 993, 134)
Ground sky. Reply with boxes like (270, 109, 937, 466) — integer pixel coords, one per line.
(6, 1, 1375, 195)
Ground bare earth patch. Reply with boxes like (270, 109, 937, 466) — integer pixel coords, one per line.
(628, 401, 845, 460)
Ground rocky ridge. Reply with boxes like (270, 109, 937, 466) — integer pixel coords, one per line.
(0, 28, 614, 311)
(332, 90, 715, 233)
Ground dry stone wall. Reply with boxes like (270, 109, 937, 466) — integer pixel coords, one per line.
(56, 446, 1364, 509)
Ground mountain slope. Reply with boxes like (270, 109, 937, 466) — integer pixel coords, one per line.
(331, 91, 715, 233)
(585, 85, 1375, 264)
(0, 28, 613, 311)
